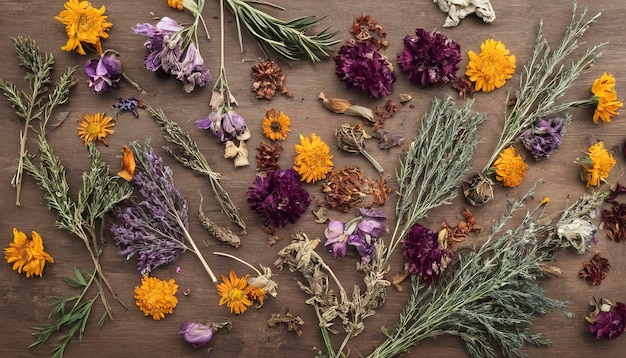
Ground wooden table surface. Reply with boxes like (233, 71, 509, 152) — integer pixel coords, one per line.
(2, 0, 626, 357)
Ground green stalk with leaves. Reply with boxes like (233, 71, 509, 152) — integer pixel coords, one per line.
(0, 36, 76, 206)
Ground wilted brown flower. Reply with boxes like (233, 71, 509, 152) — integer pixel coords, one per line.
(251, 60, 291, 100)
(350, 14, 388, 49)
(452, 77, 475, 99)
(256, 141, 283, 171)
(321, 166, 391, 212)
(579, 253, 610, 285)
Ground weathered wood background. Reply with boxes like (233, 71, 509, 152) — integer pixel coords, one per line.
(1, 0, 625, 357)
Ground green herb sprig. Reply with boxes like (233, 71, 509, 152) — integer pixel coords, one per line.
(0, 36, 77, 206)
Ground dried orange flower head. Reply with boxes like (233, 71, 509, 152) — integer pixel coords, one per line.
(55, 0, 113, 55)
(466, 38, 516, 93)
(577, 141, 616, 188)
(134, 275, 179, 320)
(117, 146, 136, 181)
(591, 72, 623, 124)
(167, 0, 184, 10)
(77, 112, 115, 146)
(216, 270, 253, 314)
(262, 109, 291, 141)
(293, 133, 334, 183)
(4, 228, 54, 278)
(493, 146, 528, 188)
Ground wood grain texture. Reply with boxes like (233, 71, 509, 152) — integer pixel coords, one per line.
(1, 0, 625, 357)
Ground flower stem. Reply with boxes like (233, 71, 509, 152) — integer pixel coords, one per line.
(180, 217, 217, 282)
(360, 148, 384, 174)
(121, 71, 148, 95)
(213, 251, 262, 277)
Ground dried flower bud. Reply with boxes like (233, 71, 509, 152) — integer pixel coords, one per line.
(335, 123, 384, 174)
(318, 92, 374, 122)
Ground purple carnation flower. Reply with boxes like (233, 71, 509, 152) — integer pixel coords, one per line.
(179, 322, 214, 348)
(589, 301, 626, 339)
(247, 169, 312, 232)
(519, 115, 566, 160)
(85, 52, 122, 93)
(133, 16, 183, 73)
(401, 223, 453, 282)
(172, 43, 211, 93)
(196, 109, 250, 143)
(334, 39, 396, 98)
(397, 28, 461, 87)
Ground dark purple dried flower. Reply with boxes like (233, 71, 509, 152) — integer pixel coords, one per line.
(334, 39, 396, 98)
(133, 17, 183, 73)
(112, 97, 141, 118)
(85, 52, 122, 93)
(179, 322, 213, 348)
(607, 182, 626, 203)
(110, 145, 188, 274)
(587, 300, 626, 340)
(397, 28, 461, 87)
(196, 109, 250, 143)
(401, 223, 453, 282)
(172, 43, 211, 93)
(247, 169, 311, 232)
(519, 115, 566, 160)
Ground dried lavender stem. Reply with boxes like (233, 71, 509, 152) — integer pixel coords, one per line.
(178, 216, 217, 283)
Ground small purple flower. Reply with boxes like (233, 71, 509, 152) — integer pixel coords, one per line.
(247, 169, 312, 233)
(324, 208, 387, 263)
(173, 43, 211, 93)
(588, 301, 626, 339)
(196, 109, 250, 143)
(324, 220, 355, 258)
(85, 52, 122, 93)
(334, 39, 396, 98)
(401, 223, 453, 282)
(133, 17, 184, 73)
(112, 97, 141, 118)
(397, 28, 461, 87)
(519, 115, 566, 160)
(179, 322, 213, 348)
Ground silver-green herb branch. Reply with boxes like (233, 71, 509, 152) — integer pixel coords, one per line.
(141, 101, 246, 233)
(382, 95, 486, 269)
(369, 184, 608, 358)
(463, 4, 603, 206)
(0, 36, 77, 206)
(23, 128, 132, 358)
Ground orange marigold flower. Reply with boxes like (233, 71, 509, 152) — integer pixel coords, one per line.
(4, 228, 54, 278)
(577, 141, 616, 188)
(248, 286, 266, 306)
(590, 72, 623, 124)
(77, 112, 115, 146)
(117, 146, 136, 181)
(293, 133, 334, 183)
(216, 270, 253, 314)
(134, 275, 179, 320)
(55, 0, 112, 55)
(167, 0, 184, 10)
(262, 108, 291, 141)
(465, 38, 516, 93)
(493, 146, 528, 187)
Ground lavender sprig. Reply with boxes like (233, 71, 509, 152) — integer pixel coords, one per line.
(111, 140, 217, 282)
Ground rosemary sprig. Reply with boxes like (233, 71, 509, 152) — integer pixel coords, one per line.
(382, 95, 486, 268)
(482, 4, 603, 173)
(224, 0, 340, 62)
(141, 101, 246, 233)
(369, 185, 608, 358)
(0, 36, 77, 206)
(24, 129, 132, 356)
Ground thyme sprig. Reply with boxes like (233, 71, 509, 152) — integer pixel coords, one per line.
(369, 185, 608, 358)
(382, 95, 486, 268)
(0, 36, 77, 206)
(141, 101, 246, 233)
(224, 0, 340, 62)
(24, 129, 132, 357)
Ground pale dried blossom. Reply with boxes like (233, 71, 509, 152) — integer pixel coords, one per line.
(433, 0, 496, 27)
(224, 140, 249, 167)
(336, 123, 384, 174)
(318, 92, 374, 122)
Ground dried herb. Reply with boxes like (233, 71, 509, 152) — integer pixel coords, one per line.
(196, 193, 241, 248)
(321, 166, 390, 212)
(268, 311, 305, 336)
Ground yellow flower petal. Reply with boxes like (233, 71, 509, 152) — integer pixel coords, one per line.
(216, 270, 253, 314)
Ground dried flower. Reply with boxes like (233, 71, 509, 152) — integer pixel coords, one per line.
(324, 219, 354, 258)
(465, 38, 516, 93)
(262, 109, 291, 141)
(519, 115, 568, 160)
(4, 228, 54, 278)
(492, 146, 528, 187)
(172, 43, 211, 93)
(591, 72, 623, 123)
(603, 202, 626, 242)
(401, 223, 453, 282)
(251, 61, 290, 100)
(371, 131, 405, 150)
(168, 0, 184, 10)
(397, 28, 461, 87)
(213, 251, 278, 301)
(77, 112, 115, 146)
(321, 166, 391, 212)
(556, 218, 598, 254)
(55, 0, 112, 55)
(451, 76, 475, 99)
(433, 0, 496, 27)
(196, 108, 250, 143)
(196, 193, 241, 248)
(112, 97, 141, 118)
(607, 182, 626, 203)
(576, 141, 616, 188)
(350, 15, 388, 49)
(85, 51, 121, 93)
(334, 39, 396, 98)
(133, 17, 184, 73)
(224, 140, 249, 167)
(268, 311, 304, 336)
(318, 92, 374, 122)
(117, 146, 136, 181)
(579, 253, 610, 285)
(372, 99, 399, 129)
(256, 141, 283, 171)
(247, 169, 312, 233)
(179, 322, 213, 348)
(134, 275, 178, 320)
(586, 298, 626, 340)
(335, 123, 384, 174)
(349, 208, 388, 264)
(294, 133, 334, 183)
(216, 270, 253, 314)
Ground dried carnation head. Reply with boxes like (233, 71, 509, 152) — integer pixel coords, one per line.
(251, 60, 290, 100)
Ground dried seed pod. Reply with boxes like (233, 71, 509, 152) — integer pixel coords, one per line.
(318, 92, 374, 122)
(335, 123, 384, 174)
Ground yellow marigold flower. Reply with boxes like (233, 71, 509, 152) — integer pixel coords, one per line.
(77, 113, 115, 146)
(217, 270, 253, 314)
(493, 146, 528, 188)
(117, 146, 136, 181)
(591, 72, 617, 95)
(167, 0, 184, 10)
(465, 38, 516, 93)
(4, 228, 54, 278)
(134, 275, 178, 320)
(590, 73, 623, 124)
(248, 286, 266, 306)
(577, 141, 616, 188)
(293, 133, 334, 183)
(55, 0, 113, 55)
(262, 108, 291, 141)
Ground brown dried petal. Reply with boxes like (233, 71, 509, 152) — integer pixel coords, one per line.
(256, 141, 283, 171)
(579, 253, 610, 285)
(251, 60, 290, 100)
(603, 202, 626, 242)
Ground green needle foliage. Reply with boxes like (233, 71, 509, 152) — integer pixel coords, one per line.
(0, 36, 77, 206)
